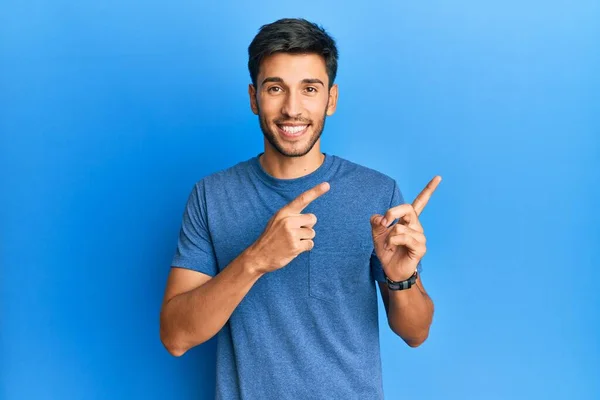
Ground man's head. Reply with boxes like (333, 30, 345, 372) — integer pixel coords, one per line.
(247, 18, 339, 158)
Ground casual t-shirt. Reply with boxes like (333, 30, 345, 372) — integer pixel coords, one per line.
(171, 152, 422, 400)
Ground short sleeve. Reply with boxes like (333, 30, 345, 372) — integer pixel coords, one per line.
(171, 181, 218, 277)
(371, 179, 423, 283)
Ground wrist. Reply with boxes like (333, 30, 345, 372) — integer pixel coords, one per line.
(384, 268, 418, 291)
(384, 268, 415, 282)
(241, 245, 268, 277)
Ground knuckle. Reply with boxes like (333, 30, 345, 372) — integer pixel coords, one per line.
(276, 209, 289, 220)
(291, 240, 302, 253)
(300, 242, 308, 253)
(282, 217, 293, 229)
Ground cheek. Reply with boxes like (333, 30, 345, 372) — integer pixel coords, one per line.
(306, 96, 329, 113)
(258, 98, 281, 117)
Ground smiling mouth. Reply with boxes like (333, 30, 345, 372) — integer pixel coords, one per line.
(276, 124, 310, 139)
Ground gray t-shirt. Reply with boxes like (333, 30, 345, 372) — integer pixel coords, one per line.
(171, 152, 422, 399)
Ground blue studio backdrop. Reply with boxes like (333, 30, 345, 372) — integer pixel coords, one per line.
(1, 1, 598, 399)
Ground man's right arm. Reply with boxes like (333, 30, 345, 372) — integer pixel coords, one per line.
(159, 247, 264, 357)
(160, 181, 330, 357)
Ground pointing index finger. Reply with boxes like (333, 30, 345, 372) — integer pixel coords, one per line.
(287, 182, 330, 213)
(412, 175, 442, 216)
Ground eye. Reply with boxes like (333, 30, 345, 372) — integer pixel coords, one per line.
(305, 87, 318, 93)
(268, 86, 282, 93)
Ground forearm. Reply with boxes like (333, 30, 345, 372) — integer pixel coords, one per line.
(160, 249, 264, 356)
(387, 279, 434, 347)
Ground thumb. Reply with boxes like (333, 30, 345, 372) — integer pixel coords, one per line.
(370, 214, 388, 237)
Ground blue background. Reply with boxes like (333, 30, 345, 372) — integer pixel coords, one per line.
(2, 1, 598, 399)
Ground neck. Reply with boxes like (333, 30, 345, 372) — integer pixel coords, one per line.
(259, 146, 325, 179)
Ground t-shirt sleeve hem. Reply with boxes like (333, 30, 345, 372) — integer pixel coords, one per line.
(170, 257, 217, 277)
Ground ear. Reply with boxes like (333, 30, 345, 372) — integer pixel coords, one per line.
(326, 84, 338, 116)
(248, 84, 259, 115)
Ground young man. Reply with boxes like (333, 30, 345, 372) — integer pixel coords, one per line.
(160, 18, 440, 399)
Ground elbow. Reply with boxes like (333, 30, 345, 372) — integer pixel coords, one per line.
(160, 329, 187, 357)
(405, 335, 427, 348)
(390, 322, 430, 348)
(159, 313, 188, 357)
(166, 346, 186, 358)
(160, 320, 211, 357)
(403, 330, 430, 348)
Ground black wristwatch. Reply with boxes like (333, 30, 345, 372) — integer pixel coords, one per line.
(385, 270, 418, 291)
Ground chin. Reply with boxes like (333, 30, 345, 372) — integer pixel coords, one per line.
(276, 140, 315, 157)
(260, 118, 322, 158)
(277, 146, 312, 158)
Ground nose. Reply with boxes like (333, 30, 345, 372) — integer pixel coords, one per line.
(281, 91, 302, 118)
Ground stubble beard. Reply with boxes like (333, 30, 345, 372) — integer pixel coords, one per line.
(257, 103, 328, 158)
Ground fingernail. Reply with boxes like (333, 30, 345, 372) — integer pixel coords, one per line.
(381, 218, 388, 226)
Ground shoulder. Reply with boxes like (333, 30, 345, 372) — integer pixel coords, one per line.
(333, 154, 397, 191)
(192, 156, 255, 190)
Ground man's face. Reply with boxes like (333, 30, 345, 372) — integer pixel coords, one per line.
(249, 53, 338, 157)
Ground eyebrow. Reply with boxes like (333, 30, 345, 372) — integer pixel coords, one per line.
(260, 77, 325, 87)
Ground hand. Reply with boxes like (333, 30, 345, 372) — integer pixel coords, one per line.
(249, 182, 330, 274)
(370, 176, 442, 281)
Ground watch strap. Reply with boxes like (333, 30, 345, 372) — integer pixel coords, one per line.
(385, 270, 418, 291)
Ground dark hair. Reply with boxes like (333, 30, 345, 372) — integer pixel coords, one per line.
(248, 18, 339, 89)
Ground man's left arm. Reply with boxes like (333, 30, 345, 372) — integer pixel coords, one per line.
(371, 175, 442, 347)
(377, 276, 434, 347)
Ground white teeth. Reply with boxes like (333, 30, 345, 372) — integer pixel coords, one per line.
(280, 125, 308, 134)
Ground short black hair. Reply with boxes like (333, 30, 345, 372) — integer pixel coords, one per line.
(248, 18, 339, 90)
